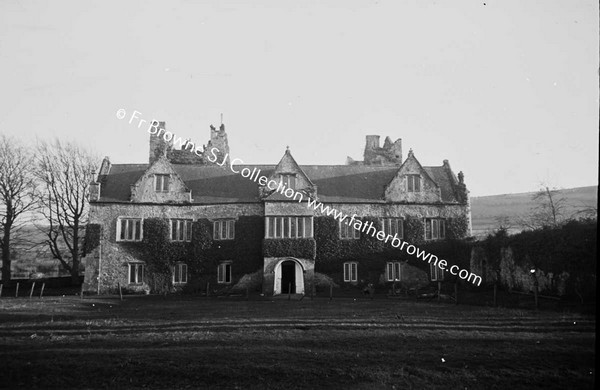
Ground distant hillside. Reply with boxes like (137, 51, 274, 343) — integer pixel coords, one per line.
(470, 185, 597, 237)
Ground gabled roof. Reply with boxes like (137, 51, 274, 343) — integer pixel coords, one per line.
(264, 148, 314, 201)
(97, 162, 462, 204)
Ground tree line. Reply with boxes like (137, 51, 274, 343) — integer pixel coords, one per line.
(0, 135, 97, 284)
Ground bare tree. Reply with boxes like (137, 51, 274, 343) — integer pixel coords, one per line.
(0, 135, 38, 282)
(35, 139, 97, 284)
(519, 185, 567, 230)
(494, 215, 513, 232)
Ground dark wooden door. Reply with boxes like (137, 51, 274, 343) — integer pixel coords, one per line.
(281, 261, 296, 294)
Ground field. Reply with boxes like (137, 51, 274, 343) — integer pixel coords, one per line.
(470, 185, 597, 237)
(0, 295, 595, 389)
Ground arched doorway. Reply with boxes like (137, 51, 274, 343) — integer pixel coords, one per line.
(274, 258, 305, 295)
(281, 261, 296, 293)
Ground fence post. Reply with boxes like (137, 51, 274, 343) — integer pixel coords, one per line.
(0, 283, 3, 298)
(30, 282, 36, 299)
(40, 283, 45, 299)
(15, 282, 19, 298)
(437, 281, 441, 301)
(206, 282, 209, 298)
(118, 282, 123, 301)
(80, 283, 84, 300)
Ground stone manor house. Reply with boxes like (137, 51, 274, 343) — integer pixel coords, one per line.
(83, 123, 472, 295)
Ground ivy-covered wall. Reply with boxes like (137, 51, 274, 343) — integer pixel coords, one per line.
(475, 219, 597, 299)
(313, 215, 470, 279)
(84, 201, 473, 294)
(90, 216, 264, 294)
(263, 238, 316, 259)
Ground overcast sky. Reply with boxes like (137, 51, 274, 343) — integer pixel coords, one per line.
(0, 0, 597, 196)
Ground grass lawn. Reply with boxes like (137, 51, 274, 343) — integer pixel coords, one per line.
(0, 295, 595, 389)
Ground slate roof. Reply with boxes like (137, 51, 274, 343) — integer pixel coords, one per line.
(98, 162, 462, 205)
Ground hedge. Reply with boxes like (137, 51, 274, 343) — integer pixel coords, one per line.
(263, 238, 316, 259)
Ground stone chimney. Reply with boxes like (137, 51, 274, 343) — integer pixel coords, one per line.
(99, 156, 111, 176)
(149, 121, 170, 164)
(89, 181, 101, 202)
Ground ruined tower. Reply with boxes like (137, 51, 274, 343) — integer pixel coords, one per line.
(362, 135, 403, 165)
(147, 122, 230, 165)
(206, 123, 230, 164)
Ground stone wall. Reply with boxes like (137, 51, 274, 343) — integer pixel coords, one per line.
(130, 156, 192, 203)
(384, 152, 442, 203)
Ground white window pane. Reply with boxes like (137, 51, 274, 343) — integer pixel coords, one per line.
(267, 217, 274, 238)
(283, 217, 290, 238)
(305, 217, 312, 237)
(228, 220, 234, 239)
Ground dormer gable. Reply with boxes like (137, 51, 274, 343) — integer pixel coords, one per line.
(130, 155, 192, 203)
(260, 147, 316, 200)
(384, 149, 442, 203)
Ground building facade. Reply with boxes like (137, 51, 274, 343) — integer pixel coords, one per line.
(83, 123, 472, 295)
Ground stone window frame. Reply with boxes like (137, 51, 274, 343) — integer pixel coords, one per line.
(406, 174, 421, 193)
(385, 261, 402, 282)
(280, 173, 297, 190)
(154, 174, 170, 192)
(430, 262, 445, 281)
(381, 217, 404, 239)
(343, 262, 358, 283)
(171, 219, 193, 242)
(116, 217, 143, 242)
(173, 263, 188, 284)
(265, 216, 313, 239)
(339, 219, 360, 240)
(217, 261, 232, 284)
(128, 262, 145, 285)
(213, 219, 235, 240)
(424, 218, 446, 240)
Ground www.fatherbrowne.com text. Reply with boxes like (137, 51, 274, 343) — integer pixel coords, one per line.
(117, 109, 482, 286)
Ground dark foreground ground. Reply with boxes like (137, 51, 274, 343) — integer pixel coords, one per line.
(0, 295, 595, 389)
